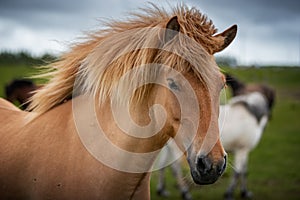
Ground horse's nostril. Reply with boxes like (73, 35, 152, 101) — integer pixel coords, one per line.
(217, 155, 227, 175)
(196, 156, 212, 175)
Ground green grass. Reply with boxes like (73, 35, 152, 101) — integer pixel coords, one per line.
(0, 65, 299, 199)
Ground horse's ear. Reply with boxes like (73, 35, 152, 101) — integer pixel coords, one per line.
(164, 16, 180, 43)
(213, 24, 237, 53)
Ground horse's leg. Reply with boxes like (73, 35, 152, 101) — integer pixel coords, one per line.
(156, 147, 170, 197)
(170, 159, 192, 200)
(224, 170, 240, 200)
(157, 167, 170, 197)
(240, 153, 253, 199)
(225, 149, 248, 200)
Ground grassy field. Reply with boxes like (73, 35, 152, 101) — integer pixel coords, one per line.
(0, 64, 299, 199)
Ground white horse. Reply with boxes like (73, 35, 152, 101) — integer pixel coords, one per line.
(156, 91, 274, 200)
(220, 92, 270, 199)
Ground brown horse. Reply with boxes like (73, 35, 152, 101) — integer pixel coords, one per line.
(0, 4, 237, 200)
(5, 79, 39, 110)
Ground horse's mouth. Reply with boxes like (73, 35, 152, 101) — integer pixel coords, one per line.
(189, 155, 227, 185)
(190, 169, 220, 185)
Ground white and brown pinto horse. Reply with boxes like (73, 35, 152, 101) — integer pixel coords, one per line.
(225, 73, 275, 112)
(0, 5, 237, 200)
(220, 91, 274, 199)
(222, 74, 275, 199)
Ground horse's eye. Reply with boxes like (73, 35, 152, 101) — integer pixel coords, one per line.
(167, 78, 180, 91)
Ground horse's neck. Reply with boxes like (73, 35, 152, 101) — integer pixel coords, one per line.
(71, 96, 162, 198)
(62, 95, 164, 168)
(95, 95, 169, 150)
(91, 167, 151, 199)
(18, 98, 153, 199)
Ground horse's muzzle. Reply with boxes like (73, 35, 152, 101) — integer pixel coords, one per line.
(190, 155, 227, 185)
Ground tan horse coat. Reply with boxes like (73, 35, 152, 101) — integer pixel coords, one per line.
(0, 4, 237, 199)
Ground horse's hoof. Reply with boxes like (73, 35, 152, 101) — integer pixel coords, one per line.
(224, 192, 234, 200)
(241, 190, 253, 199)
(182, 191, 193, 200)
(157, 189, 170, 197)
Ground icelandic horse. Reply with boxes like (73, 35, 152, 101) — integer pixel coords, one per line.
(0, 4, 237, 200)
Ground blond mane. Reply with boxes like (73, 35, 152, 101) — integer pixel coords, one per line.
(29, 4, 221, 114)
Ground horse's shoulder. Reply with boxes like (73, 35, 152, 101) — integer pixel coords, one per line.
(0, 98, 31, 126)
(0, 98, 21, 111)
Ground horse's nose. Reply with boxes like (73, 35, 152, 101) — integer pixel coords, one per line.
(218, 155, 227, 175)
(197, 155, 227, 175)
(193, 155, 227, 184)
(196, 155, 213, 175)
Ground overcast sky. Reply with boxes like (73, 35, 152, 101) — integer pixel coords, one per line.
(0, 0, 299, 66)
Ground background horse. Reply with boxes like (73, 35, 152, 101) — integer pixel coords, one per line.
(0, 4, 237, 200)
(222, 74, 275, 199)
(156, 75, 275, 200)
(225, 73, 275, 113)
(5, 79, 39, 110)
(220, 90, 274, 199)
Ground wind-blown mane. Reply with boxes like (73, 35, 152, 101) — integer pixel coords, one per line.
(29, 4, 222, 114)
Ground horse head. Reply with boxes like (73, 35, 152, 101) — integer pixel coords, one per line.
(153, 16, 237, 184)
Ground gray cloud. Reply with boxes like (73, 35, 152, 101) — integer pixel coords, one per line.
(0, 0, 299, 65)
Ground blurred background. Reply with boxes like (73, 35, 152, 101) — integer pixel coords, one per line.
(0, 0, 299, 199)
